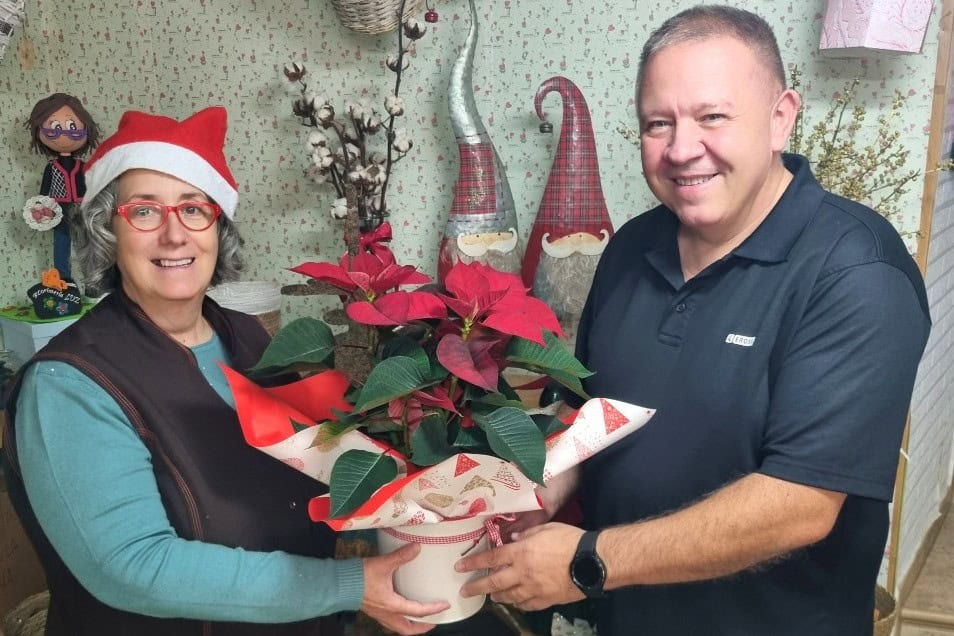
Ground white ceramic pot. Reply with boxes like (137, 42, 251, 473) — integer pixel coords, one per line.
(376, 515, 491, 624)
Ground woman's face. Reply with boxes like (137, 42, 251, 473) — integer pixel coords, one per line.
(114, 169, 219, 314)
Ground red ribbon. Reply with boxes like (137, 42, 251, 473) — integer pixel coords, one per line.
(380, 514, 516, 556)
(481, 514, 515, 547)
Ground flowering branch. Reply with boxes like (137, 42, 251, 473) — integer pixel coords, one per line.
(284, 1, 426, 231)
(788, 66, 954, 236)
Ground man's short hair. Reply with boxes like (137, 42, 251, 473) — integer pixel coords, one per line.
(636, 5, 786, 101)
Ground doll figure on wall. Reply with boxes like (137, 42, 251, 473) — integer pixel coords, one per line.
(25, 93, 101, 280)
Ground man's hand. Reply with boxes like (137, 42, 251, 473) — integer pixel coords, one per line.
(456, 522, 585, 612)
(500, 465, 581, 541)
(361, 544, 450, 635)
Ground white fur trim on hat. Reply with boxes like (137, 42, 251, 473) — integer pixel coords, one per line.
(84, 141, 239, 219)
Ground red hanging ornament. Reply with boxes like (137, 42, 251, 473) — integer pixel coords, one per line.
(425, 9, 439, 22)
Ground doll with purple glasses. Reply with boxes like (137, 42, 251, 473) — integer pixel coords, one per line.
(25, 93, 101, 280)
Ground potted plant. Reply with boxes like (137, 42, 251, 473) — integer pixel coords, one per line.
(223, 230, 654, 622)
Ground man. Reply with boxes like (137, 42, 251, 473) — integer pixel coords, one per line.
(457, 6, 931, 635)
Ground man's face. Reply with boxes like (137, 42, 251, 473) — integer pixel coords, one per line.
(638, 36, 793, 239)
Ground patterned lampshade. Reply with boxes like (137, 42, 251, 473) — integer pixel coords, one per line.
(819, 0, 934, 56)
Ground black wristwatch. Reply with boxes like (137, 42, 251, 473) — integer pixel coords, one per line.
(570, 530, 607, 598)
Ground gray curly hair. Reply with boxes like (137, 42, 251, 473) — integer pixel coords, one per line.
(73, 181, 244, 296)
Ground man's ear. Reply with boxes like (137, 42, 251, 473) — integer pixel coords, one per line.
(770, 88, 801, 153)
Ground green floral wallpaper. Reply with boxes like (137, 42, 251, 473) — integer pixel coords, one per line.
(0, 0, 942, 324)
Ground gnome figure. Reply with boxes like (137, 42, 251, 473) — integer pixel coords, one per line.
(437, 0, 522, 283)
(523, 76, 614, 337)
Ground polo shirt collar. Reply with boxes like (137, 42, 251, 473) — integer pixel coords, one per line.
(731, 153, 825, 263)
(646, 153, 824, 281)
(645, 153, 825, 289)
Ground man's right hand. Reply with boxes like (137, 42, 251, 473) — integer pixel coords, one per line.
(360, 544, 450, 635)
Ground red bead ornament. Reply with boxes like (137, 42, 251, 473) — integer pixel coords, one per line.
(425, 9, 439, 22)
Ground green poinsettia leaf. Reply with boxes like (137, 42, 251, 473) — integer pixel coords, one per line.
(381, 336, 431, 377)
(317, 418, 354, 437)
(328, 449, 398, 518)
(250, 317, 335, 373)
(478, 407, 546, 485)
(471, 391, 525, 411)
(330, 408, 362, 427)
(505, 332, 592, 400)
(410, 415, 457, 466)
(290, 419, 312, 434)
(426, 359, 450, 383)
(531, 413, 570, 437)
(352, 356, 427, 413)
(496, 376, 522, 402)
(450, 420, 489, 451)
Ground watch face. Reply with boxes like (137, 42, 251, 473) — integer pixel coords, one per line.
(573, 554, 603, 588)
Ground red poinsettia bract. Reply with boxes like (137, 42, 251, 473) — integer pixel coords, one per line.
(291, 248, 443, 325)
(426, 261, 565, 391)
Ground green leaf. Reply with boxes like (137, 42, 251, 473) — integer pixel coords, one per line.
(250, 317, 335, 372)
(328, 450, 398, 518)
(426, 359, 450, 383)
(479, 407, 546, 484)
(381, 336, 431, 376)
(291, 419, 311, 434)
(410, 415, 457, 466)
(506, 332, 593, 400)
(531, 413, 570, 437)
(471, 391, 525, 411)
(318, 418, 354, 437)
(450, 420, 489, 451)
(496, 377, 522, 402)
(352, 356, 427, 413)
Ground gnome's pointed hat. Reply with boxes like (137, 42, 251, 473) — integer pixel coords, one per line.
(442, 0, 518, 241)
(522, 77, 614, 288)
(84, 106, 239, 218)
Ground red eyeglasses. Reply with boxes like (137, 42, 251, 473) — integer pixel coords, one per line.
(116, 201, 222, 232)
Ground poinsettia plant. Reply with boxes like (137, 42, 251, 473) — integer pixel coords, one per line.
(247, 224, 592, 518)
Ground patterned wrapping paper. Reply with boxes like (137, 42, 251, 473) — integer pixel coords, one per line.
(223, 365, 654, 531)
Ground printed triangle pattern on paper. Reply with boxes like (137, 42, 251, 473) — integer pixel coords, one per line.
(601, 398, 630, 434)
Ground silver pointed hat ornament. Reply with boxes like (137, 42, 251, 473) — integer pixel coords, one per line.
(437, 0, 522, 283)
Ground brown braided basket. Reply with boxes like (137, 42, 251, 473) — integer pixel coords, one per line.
(873, 585, 897, 636)
(1, 591, 47, 636)
(330, 0, 424, 34)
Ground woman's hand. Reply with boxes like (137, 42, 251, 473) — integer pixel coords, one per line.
(360, 544, 450, 635)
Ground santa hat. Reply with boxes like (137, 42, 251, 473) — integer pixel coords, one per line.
(522, 76, 614, 287)
(83, 106, 239, 219)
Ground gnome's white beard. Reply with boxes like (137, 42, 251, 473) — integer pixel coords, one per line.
(441, 238, 524, 277)
(533, 251, 601, 323)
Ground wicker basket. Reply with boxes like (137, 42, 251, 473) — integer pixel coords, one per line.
(330, 0, 424, 34)
(1, 591, 48, 636)
(873, 585, 897, 636)
(206, 281, 282, 336)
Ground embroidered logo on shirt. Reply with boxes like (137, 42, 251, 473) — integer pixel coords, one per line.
(725, 333, 756, 347)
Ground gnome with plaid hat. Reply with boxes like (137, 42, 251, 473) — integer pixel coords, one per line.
(523, 76, 614, 336)
(436, 0, 523, 283)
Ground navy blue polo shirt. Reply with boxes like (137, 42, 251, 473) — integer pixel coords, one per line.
(575, 154, 930, 636)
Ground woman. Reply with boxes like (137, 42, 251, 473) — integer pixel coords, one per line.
(1, 107, 447, 635)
